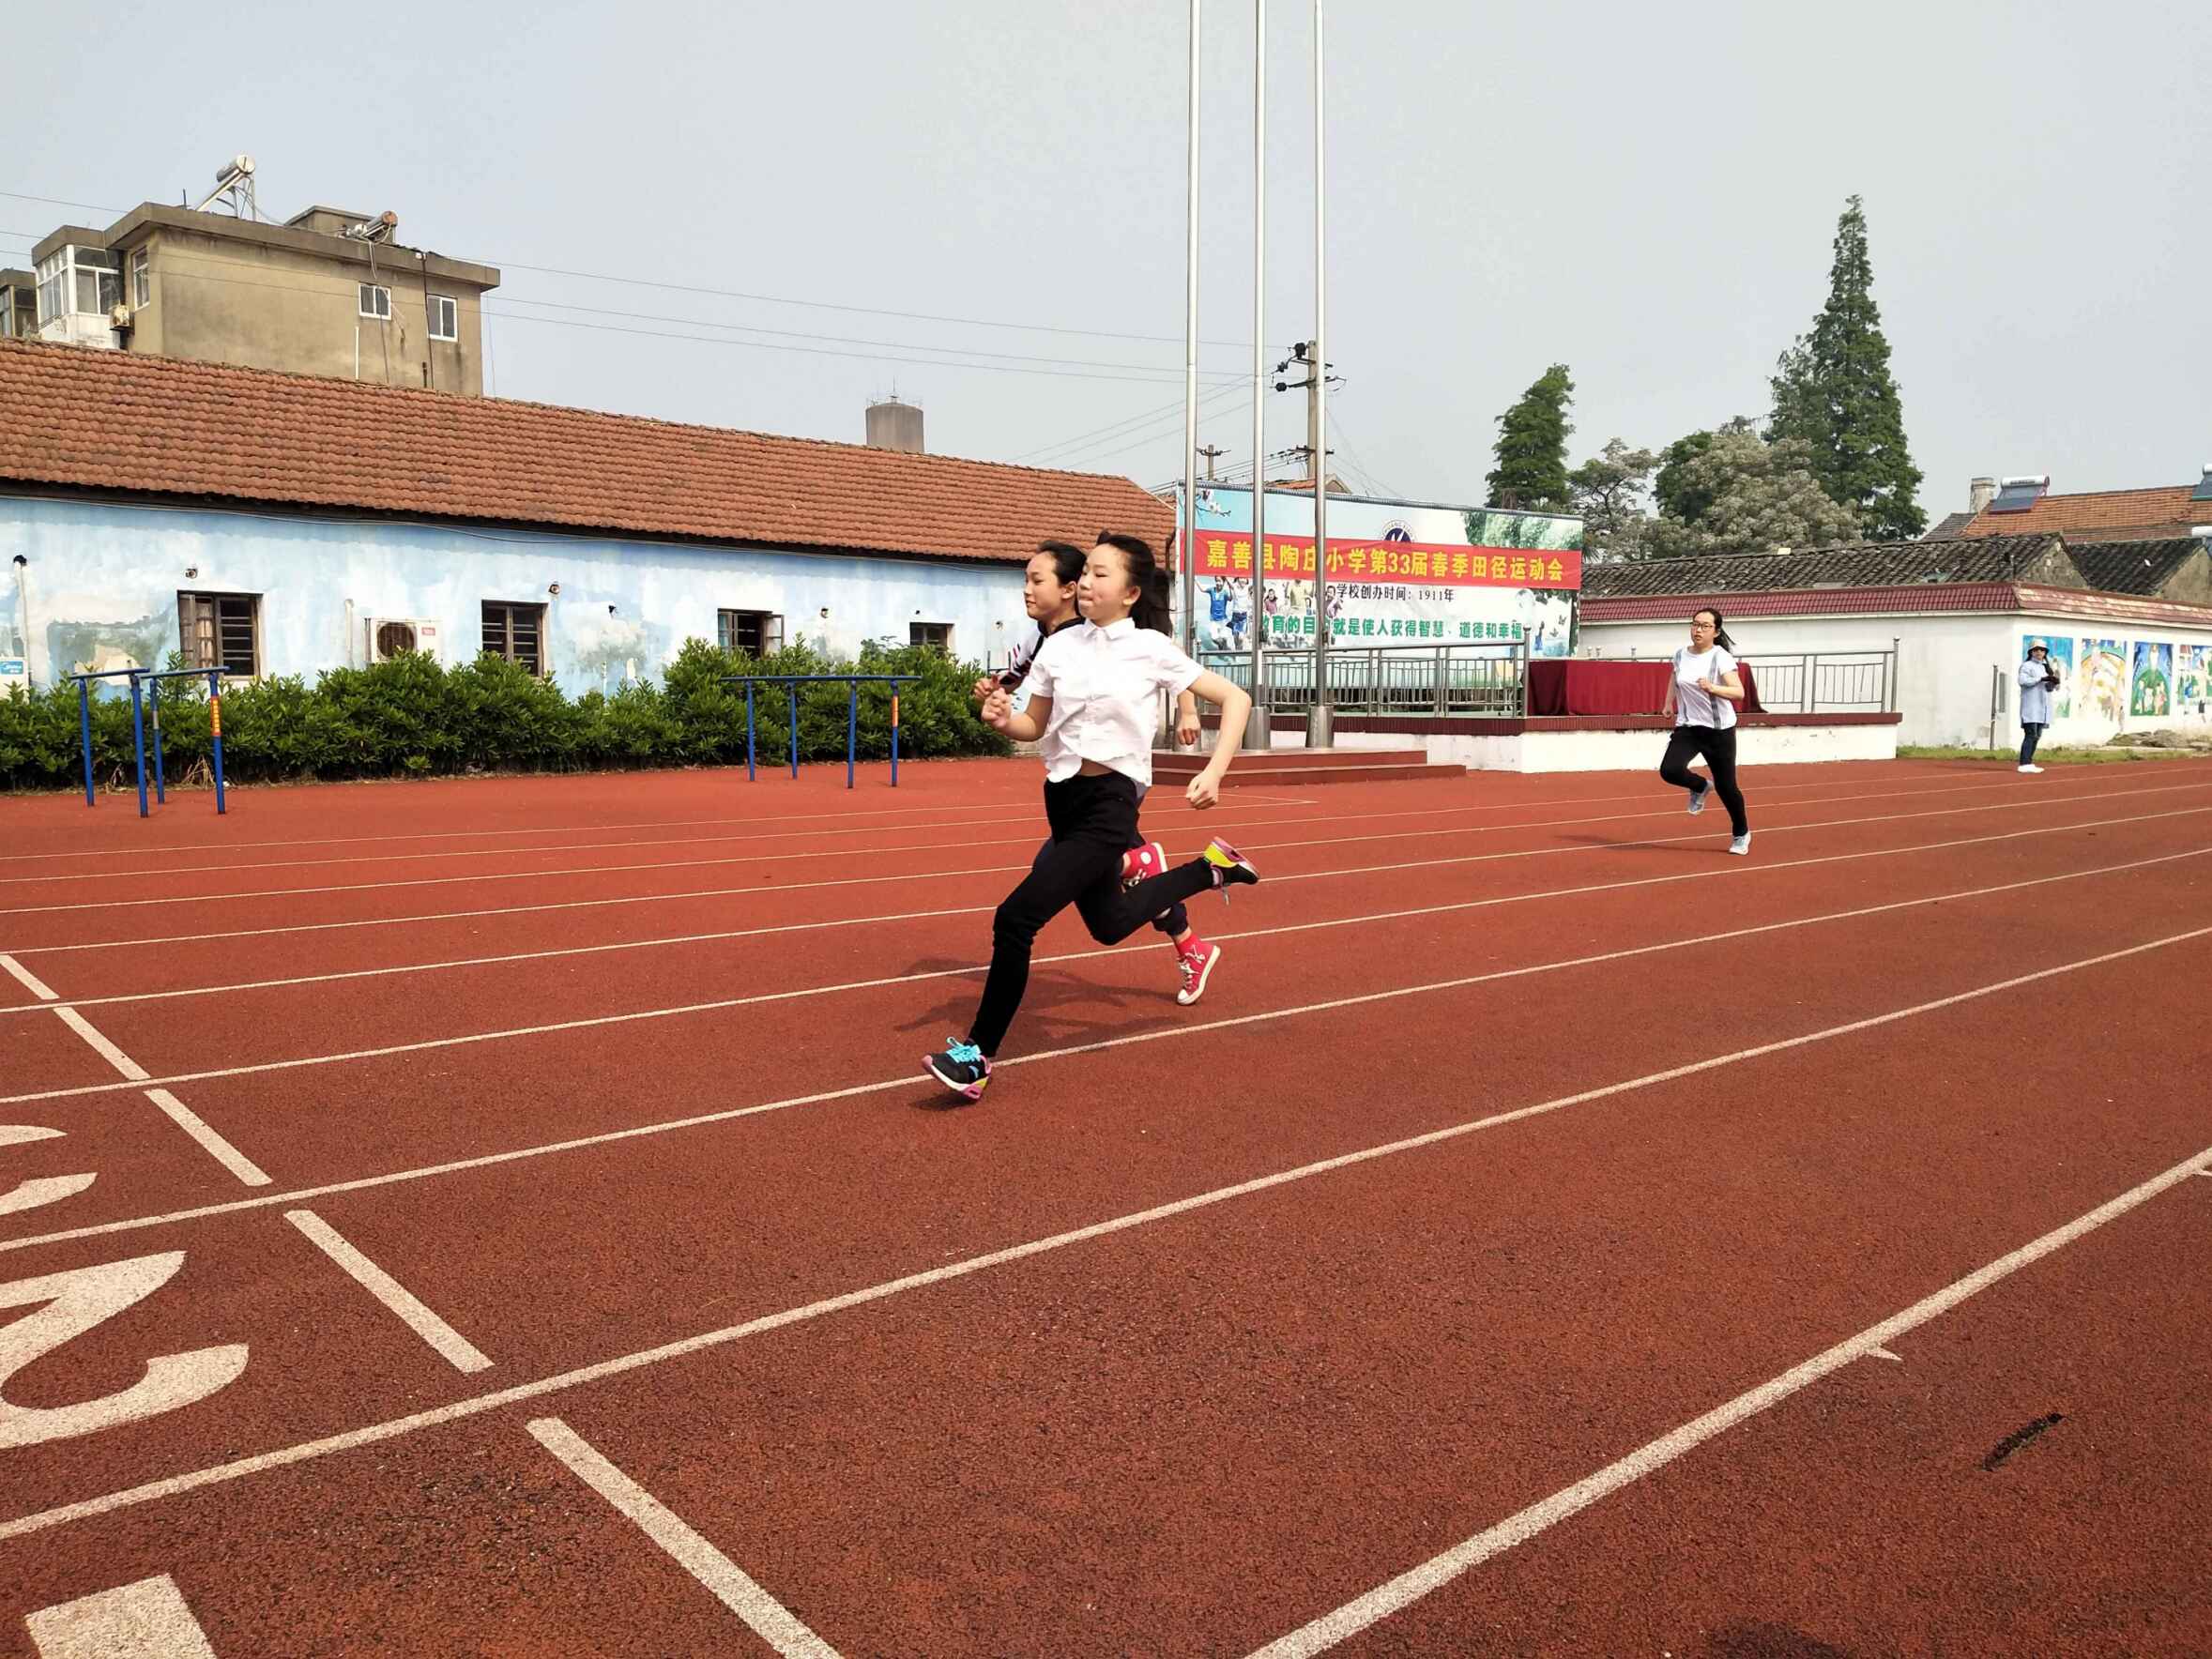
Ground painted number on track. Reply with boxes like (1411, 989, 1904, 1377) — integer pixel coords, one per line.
(0, 1253, 247, 1448)
(0, 1126, 95, 1220)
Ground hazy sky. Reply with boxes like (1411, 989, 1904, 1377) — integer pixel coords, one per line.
(7, 0, 2207, 525)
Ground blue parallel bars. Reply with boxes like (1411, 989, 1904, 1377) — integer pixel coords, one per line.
(69, 666, 230, 816)
(720, 674, 917, 790)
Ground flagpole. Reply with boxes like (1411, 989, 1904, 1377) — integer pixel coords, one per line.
(1304, 0, 1332, 749)
(1243, 0, 1271, 753)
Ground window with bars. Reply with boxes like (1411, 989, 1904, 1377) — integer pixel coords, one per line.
(716, 609, 784, 657)
(910, 621, 953, 653)
(177, 592, 261, 677)
(481, 601, 546, 676)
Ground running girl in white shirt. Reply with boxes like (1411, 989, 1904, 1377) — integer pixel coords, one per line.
(974, 542, 1218, 1004)
(1659, 605, 1752, 855)
(926, 532, 1259, 1101)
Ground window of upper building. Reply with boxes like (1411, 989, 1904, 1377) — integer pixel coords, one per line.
(429, 294, 457, 342)
(358, 283, 392, 320)
(36, 247, 120, 324)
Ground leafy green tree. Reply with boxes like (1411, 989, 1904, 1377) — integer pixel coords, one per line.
(1646, 428, 1861, 560)
(1567, 439, 1658, 562)
(1766, 196, 1927, 540)
(1486, 363, 1575, 510)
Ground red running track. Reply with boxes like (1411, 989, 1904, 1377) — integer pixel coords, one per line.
(2, 755, 2209, 1657)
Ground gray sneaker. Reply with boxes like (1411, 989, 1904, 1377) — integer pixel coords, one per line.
(1687, 781, 1709, 815)
(1728, 832, 1752, 857)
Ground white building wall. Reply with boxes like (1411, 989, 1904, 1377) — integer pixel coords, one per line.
(1581, 610, 2212, 748)
(1, 494, 1034, 697)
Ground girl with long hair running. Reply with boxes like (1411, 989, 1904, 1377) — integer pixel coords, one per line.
(926, 533, 1259, 1101)
(973, 542, 1220, 1002)
(1659, 605, 1752, 855)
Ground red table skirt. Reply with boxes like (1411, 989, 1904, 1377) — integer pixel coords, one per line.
(1527, 660, 1763, 717)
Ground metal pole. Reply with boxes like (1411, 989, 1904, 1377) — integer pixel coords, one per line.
(79, 680, 95, 806)
(745, 680, 757, 781)
(1242, 0, 1271, 754)
(1180, 0, 1202, 685)
(149, 678, 167, 804)
(129, 674, 149, 817)
(847, 681, 858, 791)
(787, 681, 800, 779)
(1304, 0, 1333, 749)
(891, 684, 901, 786)
(208, 670, 227, 814)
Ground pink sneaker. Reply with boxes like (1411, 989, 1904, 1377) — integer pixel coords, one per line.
(1122, 841, 1168, 886)
(1176, 937, 1221, 1006)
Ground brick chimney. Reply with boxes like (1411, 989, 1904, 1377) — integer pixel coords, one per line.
(1968, 477, 1998, 514)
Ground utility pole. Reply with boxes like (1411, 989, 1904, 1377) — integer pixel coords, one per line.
(1198, 443, 1226, 481)
(1274, 342, 1341, 487)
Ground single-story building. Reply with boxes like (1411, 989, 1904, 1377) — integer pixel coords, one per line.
(0, 338, 1172, 697)
(1580, 531, 2212, 748)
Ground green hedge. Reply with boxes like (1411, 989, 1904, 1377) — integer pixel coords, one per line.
(0, 638, 1011, 792)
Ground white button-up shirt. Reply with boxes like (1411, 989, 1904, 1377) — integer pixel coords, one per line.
(1026, 617, 1202, 787)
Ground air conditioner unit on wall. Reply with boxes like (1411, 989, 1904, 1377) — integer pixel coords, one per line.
(366, 617, 443, 663)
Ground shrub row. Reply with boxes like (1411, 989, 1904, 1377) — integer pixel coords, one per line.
(0, 638, 1012, 791)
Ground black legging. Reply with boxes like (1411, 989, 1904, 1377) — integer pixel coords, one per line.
(970, 770, 1221, 1056)
(1660, 724, 1749, 837)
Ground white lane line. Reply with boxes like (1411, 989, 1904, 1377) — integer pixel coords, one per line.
(0, 951, 58, 998)
(1, 836, 2201, 1118)
(283, 1210, 492, 1372)
(1, 770, 2078, 890)
(1867, 1347, 1903, 1362)
(51, 1008, 152, 1081)
(0, 924, 2204, 1546)
(145, 1091, 270, 1187)
(38, 1006, 271, 1186)
(4, 803, 2204, 1021)
(14, 771, 2208, 946)
(0, 797, 1388, 888)
(1243, 1139, 2212, 1658)
(0, 761, 2049, 866)
(2, 855, 2202, 1255)
(23, 1573, 221, 1658)
(527, 1417, 841, 1658)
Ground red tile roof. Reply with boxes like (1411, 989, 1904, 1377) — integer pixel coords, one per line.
(0, 338, 1172, 563)
(1582, 583, 2212, 629)
(1958, 484, 2204, 542)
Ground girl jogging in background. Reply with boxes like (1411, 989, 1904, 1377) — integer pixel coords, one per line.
(927, 533, 1259, 1102)
(975, 543, 1215, 1001)
(1659, 605, 1753, 856)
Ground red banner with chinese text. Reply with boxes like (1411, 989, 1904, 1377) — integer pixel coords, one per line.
(1192, 534, 1581, 592)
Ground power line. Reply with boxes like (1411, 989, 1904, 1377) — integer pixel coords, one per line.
(47, 251, 1225, 388)
(141, 243, 1248, 382)
(0, 188, 1258, 353)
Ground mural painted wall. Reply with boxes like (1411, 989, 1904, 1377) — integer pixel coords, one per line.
(0, 495, 1034, 697)
(2130, 642, 2174, 719)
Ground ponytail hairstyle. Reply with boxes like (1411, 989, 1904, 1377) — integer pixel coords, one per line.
(1096, 530, 1174, 635)
(1693, 605, 1737, 653)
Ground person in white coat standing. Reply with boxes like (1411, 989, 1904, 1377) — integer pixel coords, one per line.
(2018, 640, 2060, 773)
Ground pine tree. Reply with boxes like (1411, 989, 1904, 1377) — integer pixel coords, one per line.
(1486, 363, 1575, 511)
(1767, 197, 1926, 540)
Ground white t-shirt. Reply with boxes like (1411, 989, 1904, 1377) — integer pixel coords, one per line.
(1672, 645, 1739, 731)
(1026, 617, 1202, 787)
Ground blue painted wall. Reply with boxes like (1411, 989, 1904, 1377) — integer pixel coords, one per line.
(1, 495, 1034, 694)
